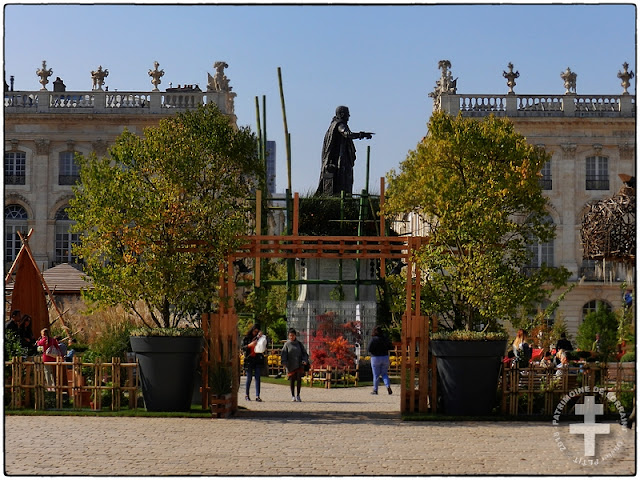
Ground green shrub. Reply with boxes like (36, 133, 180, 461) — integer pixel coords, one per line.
(4, 330, 26, 359)
(92, 320, 138, 360)
(267, 318, 288, 344)
(577, 350, 592, 360)
(620, 351, 635, 362)
(431, 330, 508, 341)
(565, 350, 591, 361)
(129, 327, 203, 337)
(608, 389, 635, 414)
(298, 195, 381, 236)
(576, 303, 618, 359)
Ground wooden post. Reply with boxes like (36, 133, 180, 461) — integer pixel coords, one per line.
(55, 357, 64, 409)
(112, 357, 121, 410)
(34, 356, 45, 411)
(93, 357, 101, 410)
(128, 358, 136, 409)
(293, 192, 299, 235)
(201, 312, 210, 409)
(10, 357, 21, 409)
(25, 362, 32, 407)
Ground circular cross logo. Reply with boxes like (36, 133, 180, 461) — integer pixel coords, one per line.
(552, 386, 631, 468)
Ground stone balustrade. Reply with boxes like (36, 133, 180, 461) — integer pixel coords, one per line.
(442, 92, 635, 118)
(4, 89, 234, 115)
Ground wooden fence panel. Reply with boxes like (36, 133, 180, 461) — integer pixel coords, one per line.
(4, 356, 139, 411)
(500, 364, 636, 416)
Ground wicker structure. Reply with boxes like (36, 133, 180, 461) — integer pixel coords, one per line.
(581, 175, 636, 265)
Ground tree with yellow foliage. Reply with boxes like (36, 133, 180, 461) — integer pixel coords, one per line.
(385, 112, 569, 333)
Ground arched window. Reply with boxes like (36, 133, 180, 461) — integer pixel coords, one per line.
(55, 207, 79, 265)
(4, 152, 26, 185)
(4, 205, 28, 262)
(586, 155, 609, 190)
(582, 300, 612, 319)
(59, 151, 80, 185)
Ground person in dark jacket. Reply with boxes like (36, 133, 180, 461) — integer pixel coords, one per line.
(242, 324, 265, 402)
(281, 328, 309, 402)
(367, 326, 393, 395)
(555, 332, 573, 352)
(5, 310, 21, 336)
(19, 315, 36, 355)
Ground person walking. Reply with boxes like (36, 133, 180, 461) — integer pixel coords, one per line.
(281, 328, 309, 402)
(242, 324, 265, 402)
(367, 326, 393, 395)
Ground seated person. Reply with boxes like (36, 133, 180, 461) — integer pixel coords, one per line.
(555, 350, 569, 375)
(539, 351, 554, 368)
(511, 329, 532, 367)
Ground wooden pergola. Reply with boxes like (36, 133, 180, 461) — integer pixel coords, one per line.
(201, 190, 436, 414)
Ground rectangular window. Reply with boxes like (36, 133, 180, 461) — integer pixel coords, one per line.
(59, 151, 80, 185)
(4, 152, 26, 185)
(539, 161, 552, 190)
(55, 224, 79, 264)
(540, 241, 554, 266)
(586, 156, 609, 190)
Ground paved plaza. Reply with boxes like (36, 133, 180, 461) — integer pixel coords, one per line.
(4, 381, 636, 476)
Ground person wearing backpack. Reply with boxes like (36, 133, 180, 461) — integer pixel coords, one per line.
(281, 328, 309, 402)
(242, 324, 266, 402)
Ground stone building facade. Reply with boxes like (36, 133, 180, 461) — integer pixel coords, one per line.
(400, 60, 635, 336)
(4, 60, 238, 273)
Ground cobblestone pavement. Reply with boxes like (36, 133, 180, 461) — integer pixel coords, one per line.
(4, 381, 636, 476)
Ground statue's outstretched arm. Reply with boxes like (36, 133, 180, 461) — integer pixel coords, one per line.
(338, 123, 374, 140)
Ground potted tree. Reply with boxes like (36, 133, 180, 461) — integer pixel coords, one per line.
(385, 112, 570, 415)
(69, 104, 264, 411)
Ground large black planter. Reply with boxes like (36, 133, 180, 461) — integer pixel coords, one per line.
(430, 340, 506, 416)
(130, 336, 204, 412)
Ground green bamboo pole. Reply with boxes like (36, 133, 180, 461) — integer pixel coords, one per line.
(277, 67, 292, 193)
(278, 67, 295, 300)
(365, 145, 371, 195)
(262, 95, 268, 178)
(255, 97, 262, 162)
(355, 147, 373, 300)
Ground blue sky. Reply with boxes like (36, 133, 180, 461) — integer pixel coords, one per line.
(4, 3, 636, 195)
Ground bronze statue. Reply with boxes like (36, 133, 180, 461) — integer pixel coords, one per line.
(316, 106, 373, 196)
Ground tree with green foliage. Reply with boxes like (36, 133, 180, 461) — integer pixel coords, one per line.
(576, 302, 619, 358)
(384, 112, 570, 332)
(69, 104, 263, 328)
(236, 260, 289, 342)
